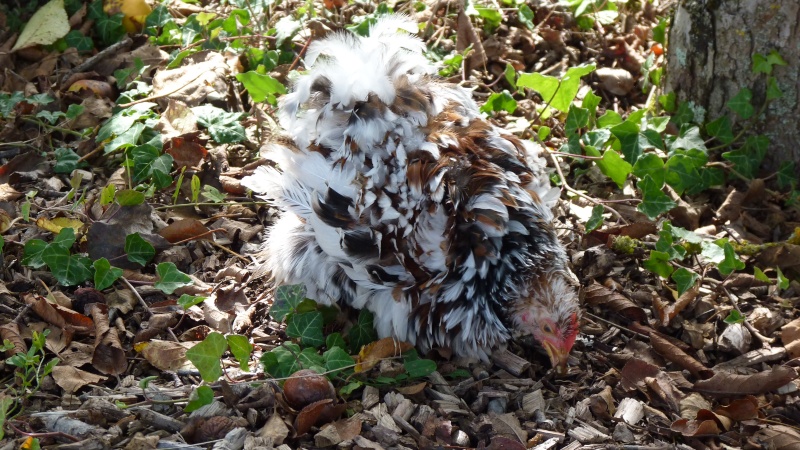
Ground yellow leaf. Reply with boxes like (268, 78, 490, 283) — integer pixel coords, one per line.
(104, 0, 152, 33)
(355, 337, 413, 373)
(36, 217, 85, 235)
(12, 0, 70, 51)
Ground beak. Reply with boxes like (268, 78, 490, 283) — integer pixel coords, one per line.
(543, 341, 569, 375)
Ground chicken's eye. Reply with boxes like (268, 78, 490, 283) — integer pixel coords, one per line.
(543, 324, 553, 334)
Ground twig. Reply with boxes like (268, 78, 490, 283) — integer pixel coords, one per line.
(120, 277, 153, 317)
(544, 148, 630, 225)
(721, 287, 775, 345)
(60, 38, 133, 86)
(584, 312, 649, 339)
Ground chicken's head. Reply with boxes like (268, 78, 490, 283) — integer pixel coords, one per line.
(512, 272, 580, 374)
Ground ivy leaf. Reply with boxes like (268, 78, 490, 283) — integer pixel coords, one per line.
(727, 88, 754, 119)
(404, 358, 437, 378)
(54, 148, 81, 174)
(706, 116, 734, 145)
(723, 309, 745, 324)
(776, 267, 790, 290)
(585, 205, 605, 232)
(671, 102, 695, 125)
(701, 241, 725, 264)
(717, 242, 745, 275)
(270, 284, 306, 321)
(753, 267, 771, 283)
(326, 332, 346, 350)
(261, 343, 302, 379)
(652, 17, 667, 46)
(632, 153, 666, 187)
(516, 64, 595, 113)
(193, 104, 245, 144)
(761, 76, 781, 102)
(643, 250, 673, 278)
(125, 232, 156, 266)
(637, 175, 676, 220)
(41, 246, 93, 286)
(226, 334, 253, 371)
(286, 311, 325, 348)
(22, 239, 48, 269)
(298, 347, 325, 373)
(480, 91, 517, 114)
(185, 385, 214, 412)
(598, 150, 632, 188)
(236, 71, 286, 105)
(610, 120, 648, 164)
(565, 105, 589, 137)
(517, 3, 535, 30)
(665, 153, 704, 195)
(116, 189, 145, 206)
(722, 135, 769, 178)
(93, 258, 123, 290)
(323, 346, 355, 377)
(777, 162, 796, 189)
(349, 309, 378, 353)
(185, 332, 227, 382)
(671, 268, 699, 296)
(154, 262, 193, 294)
(752, 49, 787, 75)
(177, 294, 206, 309)
(671, 124, 707, 154)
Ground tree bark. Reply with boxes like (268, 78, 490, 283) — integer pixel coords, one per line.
(664, 0, 800, 175)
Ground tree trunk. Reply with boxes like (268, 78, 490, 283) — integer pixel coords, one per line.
(664, 0, 800, 175)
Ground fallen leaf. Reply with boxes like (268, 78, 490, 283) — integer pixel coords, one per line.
(584, 282, 647, 322)
(693, 366, 798, 397)
(670, 418, 721, 437)
(650, 332, 713, 379)
(51, 365, 106, 393)
(89, 303, 127, 375)
(355, 337, 413, 372)
(714, 395, 759, 421)
(140, 340, 195, 371)
(12, 0, 70, 51)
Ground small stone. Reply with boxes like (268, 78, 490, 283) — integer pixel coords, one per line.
(612, 422, 635, 443)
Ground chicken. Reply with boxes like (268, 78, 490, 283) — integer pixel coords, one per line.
(241, 15, 580, 372)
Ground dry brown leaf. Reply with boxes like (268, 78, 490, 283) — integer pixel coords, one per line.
(583, 282, 647, 323)
(0, 184, 23, 201)
(696, 408, 732, 431)
(693, 366, 798, 397)
(29, 296, 67, 329)
(51, 365, 106, 393)
(485, 436, 527, 450)
(620, 358, 661, 392)
(713, 395, 760, 421)
(140, 340, 195, 371)
(89, 303, 127, 375)
(716, 189, 744, 223)
(294, 399, 346, 436)
(0, 322, 27, 357)
(782, 317, 800, 359)
(670, 418, 721, 437)
(654, 283, 699, 327)
(650, 332, 713, 379)
(159, 219, 212, 243)
(396, 381, 427, 396)
(164, 134, 207, 169)
(356, 337, 413, 372)
(752, 425, 800, 449)
(0, 209, 12, 233)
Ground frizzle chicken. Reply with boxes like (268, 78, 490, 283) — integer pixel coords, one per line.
(242, 15, 581, 372)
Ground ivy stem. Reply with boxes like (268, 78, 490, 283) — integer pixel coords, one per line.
(544, 148, 630, 225)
